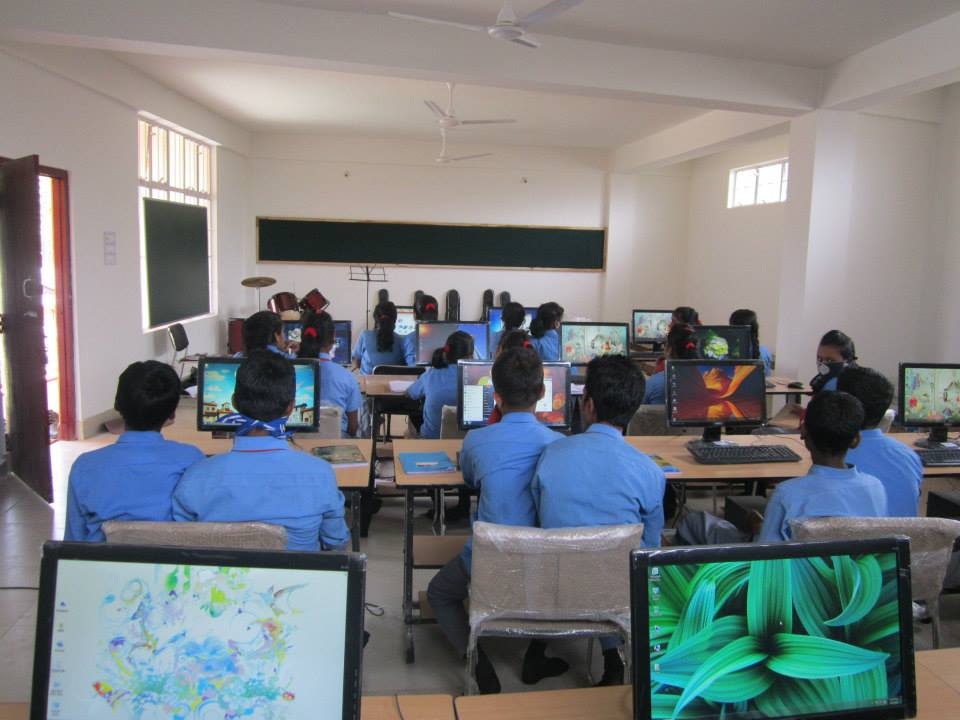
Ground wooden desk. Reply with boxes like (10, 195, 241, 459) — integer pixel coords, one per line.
(766, 376, 813, 398)
(393, 439, 464, 488)
(359, 374, 420, 397)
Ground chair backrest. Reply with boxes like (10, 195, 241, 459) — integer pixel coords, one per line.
(440, 404, 465, 439)
(167, 322, 189, 353)
(372, 364, 424, 376)
(316, 405, 344, 438)
(790, 516, 960, 603)
(627, 404, 687, 436)
(103, 520, 288, 550)
(469, 521, 644, 631)
(878, 408, 896, 433)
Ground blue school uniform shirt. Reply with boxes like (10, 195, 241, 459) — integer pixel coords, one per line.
(352, 330, 413, 374)
(759, 345, 774, 376)
(532, 423, 665, 547)
(643, 371, 666, 405)
(64, 431, 204, 542)
(459, 413, 564, 572)
(172, 435, 349, 551)
(757, 464, 887, 542)
(846, 428, 923, 517)
(406, 365, 458, 439)
(531, 329, 560, 361)
(318, 353, 362, 433)
(233, 344, 296, 360)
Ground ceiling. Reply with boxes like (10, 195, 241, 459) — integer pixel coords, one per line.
(114, 53, 704, 148)
(260, 0, 960, 68)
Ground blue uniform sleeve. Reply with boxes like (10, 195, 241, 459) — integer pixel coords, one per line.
(406, 372, 427, 400)
(63, 469, 88, 542)
(530, 454, 547, 521)
(460, 434, 480, 489)
(319, 487, 350, 550)
(757, 490, 788, 542)
(345, 376, 362, 413)
(403, 334, 416, 366)
(352, 333, 365, 361)
(171, 476, 198, 522)
(640, 470, 666, 547)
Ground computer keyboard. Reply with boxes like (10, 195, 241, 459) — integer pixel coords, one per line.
(686, 442, 802, 465)
(916, 448, 960, 467)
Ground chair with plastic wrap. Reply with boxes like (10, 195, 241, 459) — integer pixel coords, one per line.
(465, 521, 643, 694)
(440, 405, 465, 440)
(294, 405, 344, 440)
(626, 404, 687, 436)
(103, 520, 288, 550)
(791, 516, 960, 648)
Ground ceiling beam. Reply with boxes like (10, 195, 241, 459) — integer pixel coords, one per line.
(1, 0, 822, 116)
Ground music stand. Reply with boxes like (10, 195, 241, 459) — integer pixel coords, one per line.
(349, 265, 388, 330)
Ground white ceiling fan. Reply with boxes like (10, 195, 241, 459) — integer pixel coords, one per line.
(389, 0, 583, 49)
(425, 82, 516, 130)
(435, 129, 493, 164)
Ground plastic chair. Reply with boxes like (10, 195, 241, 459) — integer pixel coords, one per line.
(626, 405, 688, 436)
(878, 408, 896, 433)
(293, 405, 344, 439)
(790, 516, 960, 648)
(466, 521, 644, 694)
(103, 520, 287, 550)
(167, 322, 203, 379)
(440, 405, 465, 440)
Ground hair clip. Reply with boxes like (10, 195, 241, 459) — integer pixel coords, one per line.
(442, 344, 450, 353)
(303, 327, 317, 338)
(685, 342, 695, 350)
(425, 302, 437, 311)
(523, 340, 531, 348)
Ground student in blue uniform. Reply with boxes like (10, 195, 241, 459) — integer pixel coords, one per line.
(241, 310, 297, 358)
(426, 347, 565, 694)
(299, 311, 362, 437)
(415, 293, 440, 322)
(653, 306, 700, 373)
(810, 329, 858, 393)
(758, 391, 887, 542)
(65, 361, 204, 542)
(173, 351, 349, 551)
(352, 301, 414, 373)
(532, 355, 665, 686)
(643, 324, 697, 404)
(838, 366, 922, 516)
(529, 301, 564, 361)
(491, 301, 526, 351)
(407, 330, 474, 439)
(730, 308, 773, 375)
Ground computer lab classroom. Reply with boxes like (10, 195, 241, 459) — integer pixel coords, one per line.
(5, 2, 960, 719)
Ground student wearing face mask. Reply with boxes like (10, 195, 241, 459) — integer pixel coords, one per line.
(810, 329, 858, 393)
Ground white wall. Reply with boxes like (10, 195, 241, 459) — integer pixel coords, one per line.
(936, 84, 960, 361)
(683, 135, 789, 350)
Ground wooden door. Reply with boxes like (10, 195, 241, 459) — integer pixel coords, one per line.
(0, 155, 53, 501)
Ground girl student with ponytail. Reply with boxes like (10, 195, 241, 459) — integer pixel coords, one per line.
(729, 308, 774, 376)
(487, 329, 535, 425)
(298, 311, 362, 436)
(643, 324, 698, 404)
(351, 301, 415, 374)
(529, 301, 564, 361)
(406, 331, 475, 439)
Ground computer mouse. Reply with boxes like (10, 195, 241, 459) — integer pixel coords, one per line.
(765, 382, 775, 389)
(787, 381, 805, 389)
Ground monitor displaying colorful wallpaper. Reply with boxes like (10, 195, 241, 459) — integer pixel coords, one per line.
(667, 360, 766, 427)
(690, 325, 755, 361)
(415, 322, 490, 364)
(899, 363, 960, 427)
(458, 361, 571, 429)
(559, 322, 629, 365)
(633, 310, 673, 343)
(395, 306, 416, 337)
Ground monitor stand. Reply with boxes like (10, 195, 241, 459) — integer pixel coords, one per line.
(686, 426, 723, 451)
(914, 426, 951, 449)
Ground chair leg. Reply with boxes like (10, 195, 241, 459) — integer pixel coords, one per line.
(929, 597, 942, 649)
(585, 637, 596, 686)
(465, 629, 480, 695)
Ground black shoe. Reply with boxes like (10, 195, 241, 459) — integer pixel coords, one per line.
(475, 647, 501, 695)
(595, 648, 624, 687)
(521, 640, 570, 685)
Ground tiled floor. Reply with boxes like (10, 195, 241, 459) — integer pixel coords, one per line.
(4, 434, 960, 703)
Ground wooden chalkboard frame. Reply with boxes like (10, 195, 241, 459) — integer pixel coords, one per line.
(256, 216, 607, 272)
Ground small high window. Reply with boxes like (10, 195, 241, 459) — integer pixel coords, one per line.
(727, 159, 788, 208)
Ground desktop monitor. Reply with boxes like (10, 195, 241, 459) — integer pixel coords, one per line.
(395, 306, 416, 337)
(632, 309, 673, 344)
(898, 362, 960, 447)
(690, 325, 755, 360)
(487, 306, 537, 334)
(457, 360, 572, 430)
(666, 359, 766, 442)
(559, 322, 630, 365)
(283, 320, 303, 344)
(31, 541, 366, 720)
(415, 321, 490, 364)
(631, 538, 916, 720)
(333, 320, 352, 365)
(196, 357, 321, 432)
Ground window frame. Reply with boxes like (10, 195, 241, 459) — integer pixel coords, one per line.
(726, 158, 789, 209)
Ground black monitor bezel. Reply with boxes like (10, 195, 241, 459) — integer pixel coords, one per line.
(558, 321, 631, 366)
(631, 308, 674, 344)
(332, 320, 353, 366)
(196, 356, 321, 432)
(414, 320, 491, 365)
(666, 358, 767, 428)
(897, 362, 960, 429)
(30, 541, 367, 720)
(456, 359, 572, 431)
(394, 306, 416, 336)
(690, 324, 756, 360)
(630, 538, 916, 720)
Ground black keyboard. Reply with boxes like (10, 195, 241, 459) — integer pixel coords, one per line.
(687, 442, 802, 465)
(916, 448, 960, 467)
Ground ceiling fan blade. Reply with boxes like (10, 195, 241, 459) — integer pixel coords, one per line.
(387, 12, 484, 32)
(521, 0, 583, 26)
(511, 34, 541, 49)
(424, 100, 446, 118)
(450, 153, 494, 162)
(459, 119, 518, 125)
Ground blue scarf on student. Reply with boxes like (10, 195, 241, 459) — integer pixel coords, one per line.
(218, 414, 291, 439)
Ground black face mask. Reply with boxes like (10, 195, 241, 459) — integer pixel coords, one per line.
(811, 361, 847, 391)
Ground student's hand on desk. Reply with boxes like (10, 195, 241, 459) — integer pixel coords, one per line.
(288, 341, 301, 353)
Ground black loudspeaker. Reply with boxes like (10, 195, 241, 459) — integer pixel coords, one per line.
(445, 289, 460, 321)
(378, 288, 389, 304)
(498, 291, 511, 306)
(414, 290, 424, 308)
(482, 289, 494, 320)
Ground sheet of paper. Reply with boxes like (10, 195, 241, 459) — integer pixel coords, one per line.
(388, 380, 414, 393)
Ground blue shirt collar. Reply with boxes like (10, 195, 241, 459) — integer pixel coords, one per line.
(586, 422, 624, 440)
(318, 351, 335, 361)
(859, 428, 884, 438)
(232, 435, 291, 452)
(117, 431, 164, 443)
(807, 463, 857, 478)
(499, 412, 540, 424)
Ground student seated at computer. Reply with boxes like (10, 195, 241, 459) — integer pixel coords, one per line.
(529, 301, 564, 361)
(532, 355, 665, 687)
(240, 310, 297, 358)
(642, 324, 697, 405)
(352, 301, 415, 374)
(838, 366, 921, 517)
(298, 310, 362, 437)
(653, 306, 700, 373)
(65, 361, 204, 542)
(729, 308, 774, 376)
(491, 301, 526, 351)
(486, 329, 534, 425)
(810, 329, 858, 393)
(427, 346, 565, 695)
(172, 351, 350, 551)
(415, 293, 440, 322)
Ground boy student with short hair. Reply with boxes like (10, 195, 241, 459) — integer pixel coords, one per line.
(242, 310, 297, 358)
(758, 391, 888, 541)
(173, 351, 350, 551)
(532, 355, 666, 687)
(838, 366, 922, 517)
(298, 311, 362, 436)
(427, 347, 564, 695)
(65, 361, 204, 542)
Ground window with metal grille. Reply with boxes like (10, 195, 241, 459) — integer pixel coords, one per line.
(727, 159, 789, 208)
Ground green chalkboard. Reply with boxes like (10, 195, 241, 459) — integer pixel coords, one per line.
(256, 217, 605, 270)
(143, 198, 210, 327)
